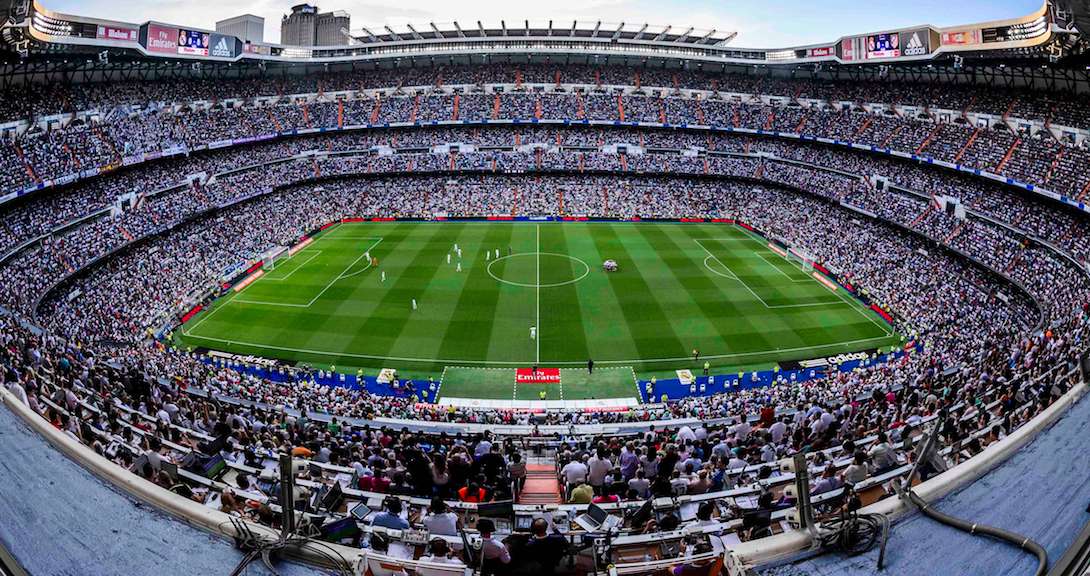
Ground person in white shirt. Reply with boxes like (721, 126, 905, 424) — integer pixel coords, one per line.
(628, 470, 651, 499)
(420, 539, 465, 569)
(586, 450, 611, 494)
(474, 437, 493, 459)
(841, 452, 870, 486)
(732, 419, 752, 443)
(422, 498, 460, 536)
(769, 418, 788, 444)
(6, 380, 28, 406)
(560, 455, 589, 498)
(476, 518, 511, 576)
(867, 431, 899, 472)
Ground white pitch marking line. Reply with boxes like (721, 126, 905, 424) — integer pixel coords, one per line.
(696, 239, 836, 309)
(754, 251, 811, 283)
(264, 250, 322, 282)
(731, 229, 895, 337)
(730, 227, 894, 336)
(536, 224, 541, 365)
(703, 255, 739, 280)
(235, 237, 383, 308)
(178, 332, 897, 366)
(183, 291, 240, 335)
(434, 366, 447, 401)
(826, 276, 897, 337)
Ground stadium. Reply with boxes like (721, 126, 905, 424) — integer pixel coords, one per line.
(0, 0, 1089, 574)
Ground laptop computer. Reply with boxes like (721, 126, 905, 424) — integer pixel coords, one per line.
(573, 503, 622, 532)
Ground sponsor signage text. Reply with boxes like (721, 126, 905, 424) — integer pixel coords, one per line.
(97, 25, 137, 42)
(144, 23, 179, 54)
(515, 368, 561, 384)
(899, 29, 931, 56)
(209, 33, 238, 58)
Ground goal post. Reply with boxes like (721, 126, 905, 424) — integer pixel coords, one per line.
(262, 246, 290, 270)
(767, 240, 815, 273)
(784, 246, 816, 273)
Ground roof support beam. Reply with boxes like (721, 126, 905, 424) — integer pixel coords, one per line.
(633, 23, 648, 40)
(405, 24, 422, 40)
(592, 20, 601, 37)
(675, 27, 694, 43)
(653, 25, 672, 41)
(429, 23, 445, 39)
(715, 31, 738, 46)
(451, 22, 465, 38)
(383, 26, 402, 41)
(611, 23, 624, 40)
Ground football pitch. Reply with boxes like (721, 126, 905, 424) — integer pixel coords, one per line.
(176, 221, 900, 400)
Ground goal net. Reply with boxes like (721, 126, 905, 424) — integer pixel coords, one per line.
(784, 246, 816, 274)
(261, 246, 290, 270)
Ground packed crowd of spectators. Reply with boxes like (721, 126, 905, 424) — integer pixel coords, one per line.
(2, 107, 1088, 555)
(11, 165, 1081, 433)
(3, 67, 1090, 206)
(3, 65, 1088, 128)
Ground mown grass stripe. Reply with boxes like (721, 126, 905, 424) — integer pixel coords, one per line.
(639, 223, 782, 355)
(333, 223, 462, 363)
(588, 223, 686, 361)
(562, 223, 642, 365)
(435, 223, 518, 364)
(539, 223, 590, 364)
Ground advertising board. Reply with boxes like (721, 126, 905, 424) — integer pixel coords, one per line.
(982, 20, 1048, 43)
(839, 36, 867, 62)
(209, 33, 239, 58)
(941, 28, 982, 46)
(144, 23, 179, 54)
(515, 368, 561, 384)
(96, 25, 137, 42)
(898, 28, 931, 56)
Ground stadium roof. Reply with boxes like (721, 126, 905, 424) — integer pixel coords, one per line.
(0, 0, 1081, 74)
(350, 21, 737, 48)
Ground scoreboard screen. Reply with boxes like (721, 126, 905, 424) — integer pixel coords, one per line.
(177, 29, 210, 56)
(866, 33, 900, 58)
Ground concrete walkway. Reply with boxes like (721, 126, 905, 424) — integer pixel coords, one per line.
(762, 391, 1090, 576)
(0, 399, 335, 576)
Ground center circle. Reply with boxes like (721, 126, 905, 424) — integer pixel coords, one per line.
(487, 252, 591, 288)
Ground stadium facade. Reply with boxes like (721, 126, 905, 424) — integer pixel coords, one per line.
(0, 1, 1089, 576)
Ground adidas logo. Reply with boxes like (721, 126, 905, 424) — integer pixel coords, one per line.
(904, 32, 927, 56)
(212, 37, 232, 57)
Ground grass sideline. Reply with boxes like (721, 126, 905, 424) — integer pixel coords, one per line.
(437, 366, 639, 401)
(175, 221, 901, 400)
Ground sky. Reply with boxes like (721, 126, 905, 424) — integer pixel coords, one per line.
(49, 0, 1043, 48)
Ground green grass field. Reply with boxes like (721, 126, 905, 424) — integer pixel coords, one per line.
(175, 221, 900, 400)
